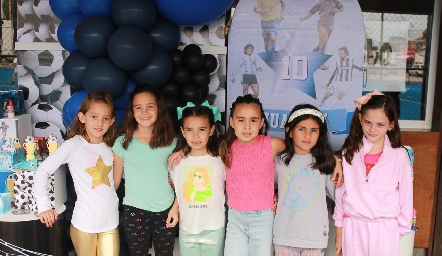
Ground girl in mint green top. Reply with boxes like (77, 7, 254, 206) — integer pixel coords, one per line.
(112, 85, 178, 256)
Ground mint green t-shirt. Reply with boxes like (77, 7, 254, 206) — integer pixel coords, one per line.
(113, 135, 176, 212)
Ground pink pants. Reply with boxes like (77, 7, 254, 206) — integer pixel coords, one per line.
(342, 217, 399, 256)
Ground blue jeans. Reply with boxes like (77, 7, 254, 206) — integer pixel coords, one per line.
(224, 207, 274, 256)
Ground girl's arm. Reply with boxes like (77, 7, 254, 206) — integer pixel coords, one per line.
(113, 152, 124, 190)
(166, 197, 179, 228)
(332, 156, 344, 188)
(335, 227, 343, 255)
(271, 137, 286, 158)
(168, 150, 183, 170)
(397, 151, 414, 237)
(34, 139, 74, 227)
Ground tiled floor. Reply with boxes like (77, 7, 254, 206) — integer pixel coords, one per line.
(68, 213, 425, 255)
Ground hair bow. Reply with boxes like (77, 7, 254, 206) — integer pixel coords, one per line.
(354, 88, 384, 110)
(177, 100, 222, 122)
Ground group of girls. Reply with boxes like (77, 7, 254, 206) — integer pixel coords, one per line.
(33, 84, 412, 256)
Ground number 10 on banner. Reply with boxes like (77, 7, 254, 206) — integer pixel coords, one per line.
(281, 55, 308, 81)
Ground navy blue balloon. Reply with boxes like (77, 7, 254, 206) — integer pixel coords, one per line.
(83, 57, 128, 99)
(108, 26, 152, 71)
(49, 0, 81, 20)
(62, 98, 73, 126)
(67, 90, 89, 120)
(111, 0, 157, 31)
(62, 51, 91, 91)
(58, 13, 85, 52)
(115, 109, 126, 130)
(74, 16, 116, 58)
(129, 50, 173, 88)
(154, 0, 233, 26)
(79, 0, 113, 18)
(149, 16, 180, 52)
(114, 79, 137, 109)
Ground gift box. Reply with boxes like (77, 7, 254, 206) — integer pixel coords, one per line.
(0, 90, 25, 117)
(13, 165, 67, 212)
(0, 114, 32, 147)
(0, 193, 11, 214)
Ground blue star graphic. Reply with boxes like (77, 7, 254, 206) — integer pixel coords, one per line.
(258, 43, 331, 99)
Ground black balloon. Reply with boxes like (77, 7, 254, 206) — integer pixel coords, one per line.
(180, 84, 200, 104)
(204, 54, 218, 74)
(183, 44, 202, 53)
(184, 50, 205, 71)
(161, 80, 181, 98)
(172, 65, 192, 85)
(74, 16, 115, 58)
(169, 48, 184, 66)
(199, 85, 209, 101)
(62, 51, 91, 90)
(129, 49, 173, 88)
(83, 57, 128, 99)
(108, 26, 152, 71)
(111, 0, 157, 31)
(192, 69, 210, 88)
(149, 16, 180, 52)
(164, 94, 179, 114)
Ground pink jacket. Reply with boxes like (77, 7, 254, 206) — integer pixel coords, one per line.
(334, 135, 413, 236)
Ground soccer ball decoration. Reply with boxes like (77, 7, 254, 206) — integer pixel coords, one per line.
(18, 73, 40, 109)
(33, 50, 64, 77)
(39, 71, 65, 102)
(32, 122, 65, 145)
(48, 85, 71, 112)
(17, 0, 37, 22)
(33, 0, 59, 22)
(33, 22, 54, 42)
(208, 16, 225, 46)
(27, 103, 66, 134)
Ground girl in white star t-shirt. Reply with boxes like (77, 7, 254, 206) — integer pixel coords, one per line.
(34, 92, 120, 256)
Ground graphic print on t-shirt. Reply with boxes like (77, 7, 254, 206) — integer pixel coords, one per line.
(183, 166, 213, 204)
(282, 165, 320, 218)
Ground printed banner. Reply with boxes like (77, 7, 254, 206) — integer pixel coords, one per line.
(227, 0, 365, 149)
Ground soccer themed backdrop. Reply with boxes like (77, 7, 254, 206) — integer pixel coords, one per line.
(227, 0, 365, 149)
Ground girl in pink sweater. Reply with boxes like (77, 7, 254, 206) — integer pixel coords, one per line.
(333, 89, 413, 255)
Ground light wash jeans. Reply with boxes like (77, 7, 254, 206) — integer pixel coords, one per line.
(224, 207, 274, 256)
(179, 227, 225, 256)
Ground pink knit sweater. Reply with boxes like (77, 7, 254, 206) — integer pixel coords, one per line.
(226, 135, 274, 211)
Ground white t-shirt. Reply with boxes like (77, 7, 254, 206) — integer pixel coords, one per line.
(34, 135, 119, 233)
(170, 154, 226, 234)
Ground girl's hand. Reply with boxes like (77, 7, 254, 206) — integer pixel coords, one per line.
(335, 227, 343, 255)
(332, 157, 344, 188)
(166, 198, 179, 228)
(39, 209, 58, 227)
(272, 194, 278, 214)
(168, 151, 184, 170)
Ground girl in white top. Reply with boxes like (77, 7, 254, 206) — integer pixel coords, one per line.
(170, 101, 226, 256)
(34, 92, 119, 256)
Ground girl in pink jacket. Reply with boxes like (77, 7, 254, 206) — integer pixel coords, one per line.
(333, 89, 413, 256)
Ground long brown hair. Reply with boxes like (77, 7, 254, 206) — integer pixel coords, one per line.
(67, 92, 116, 147)
(117, 84, 175, 149)
(338, 94, 402, 164)
(219, 94, 269, 168)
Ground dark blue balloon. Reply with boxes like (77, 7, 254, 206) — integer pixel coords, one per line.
(67, 90, 89, 120)
(58, 13, 85, 52)
(62, 51, 91, 91)
(114, 79, 137, 109)
(111, 0, 157, 31)
(115, 109, 126, 130)
(149, 16, 180, 52)
(154, 0, 233, 26)
(108, 26, 152, 72)
(74, 16, 116, 58)
(49, 0, 81, 20)
(79, 0, 113, 18)
(62, 98, 73, 126)
(129, 50, 173, 88)
(83, 57, 128, 99)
